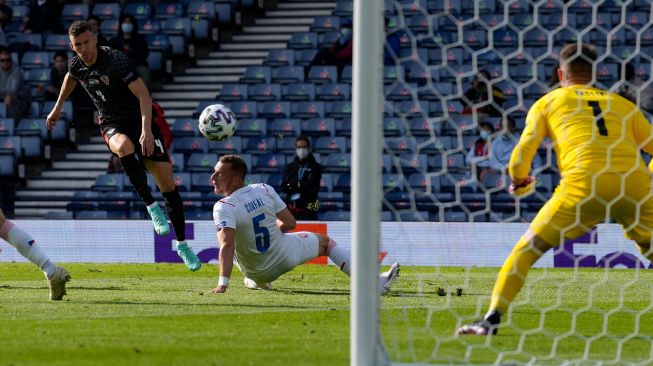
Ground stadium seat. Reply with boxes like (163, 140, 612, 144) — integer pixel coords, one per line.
(319, 174, 334, 192)
(44, 211, 74, 220)
(397, 154, 427, 173)
(292, 101, 325, 119)
(276, 136, 297, 154)
(98, 191, 135, 212)
(171, 172, 192, 192)
(172, 119, 197, 137)
(41, 101, 73, 122)
(272, 66, 305, 84)
(186, 210, 213, 220)
(94, 173, 125, 192)
(324, 153, 351, 173)
(316, 83, 349, 101)
(0, 155, 14, 176)
(207, 136, 242, 154)
(161, 17, 193, 38)
(240, 66, 272, 84)
(282, 83, 315, 101)
(307, 66, 338, 84)
(317, 32, 339, 48)
(383, 117, 406, 137)
(226, 101, 258, 119)
(10, 33, 43, 51)
(169, 153, 185, 172)
(258, 101, 291, 118)
(179, 192, 202, 210)
(333, 1, 353, 16)
(314, 137, 346, 154)
(172, 137, 208, 154)
(100, 19, 119, 38)
(16, 119, 47, 139)
(253, 153, 286, 173)
(139, 18, 161, 35)
(0, 136, 21, 157)
(24, 68, 50, 86)
(156, 3, 184, 19)
(0, 118, 13, 136)
(294, 49, 318, 66)
(219, 83, 249, 101)
(125, 3, 152, 19)
(268, 119, 301, 137)
(190, 172, 215, 193)
(333, 174, 351, 192)
(288, 32, 318, 49)
(248, 84, 281, 102)
(214, 2, 233, 24)
(326, 101, 352, 118)
(321, 211, 350, 221)
(265, 49, 295, 67)
(92, 3, 121, 19)
(386, 137, 417, 155)
(301, 118, 335, 137)
(310, 16, 340, 33)
(244, 137, 276, 155)
(187, 1, 216, 21)
(187, 153, 218, 172)
(21, 51, 50, 69)
(234, 118, 267, 137)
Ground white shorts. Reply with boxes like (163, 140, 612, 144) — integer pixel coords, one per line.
(241, 231, 319, 284)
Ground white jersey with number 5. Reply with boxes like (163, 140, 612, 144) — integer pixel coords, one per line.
(212, 183, 318, 282)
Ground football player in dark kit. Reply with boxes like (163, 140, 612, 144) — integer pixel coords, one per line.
(45, 21, 201, 271)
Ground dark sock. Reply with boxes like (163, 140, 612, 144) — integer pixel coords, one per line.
(162, 188, 186, 241)
(119, 153, 155, 206)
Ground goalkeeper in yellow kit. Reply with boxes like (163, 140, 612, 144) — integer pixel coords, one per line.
(457, 42, 653, 336)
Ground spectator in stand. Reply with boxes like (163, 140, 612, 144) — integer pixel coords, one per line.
(110, 14, 151, 86)
(0, 5, 12, 48)
(0, 49, 29, 121)
(462, 70, 504, 117)
(488, 117, 542, 175)
(37, 51, 68, 101)
(308, 18, 353, 74)
(23, 0, 64, 34)
(384, 17, 401, 66)
(619, 61, 653, 113)
(281, 136, 322, 221)
(87, 15, 110, 47)
(466, 121, 494, 184)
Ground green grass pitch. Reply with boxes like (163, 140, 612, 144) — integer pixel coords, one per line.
(1, 263, 652, 365)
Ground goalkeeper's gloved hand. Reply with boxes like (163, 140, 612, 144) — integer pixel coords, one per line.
(508, 176, 537, 198)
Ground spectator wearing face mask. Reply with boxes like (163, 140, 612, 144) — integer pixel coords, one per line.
(109, 13, 151, 86)
(488, 117, 542, 174)
(308, 18, 353, 74)
(466, 121, 495, 184)
(462, 70, 504, 117)
(281, 135, 323, 221)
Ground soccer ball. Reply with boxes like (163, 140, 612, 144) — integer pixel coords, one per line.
(198, 104, 237, 141)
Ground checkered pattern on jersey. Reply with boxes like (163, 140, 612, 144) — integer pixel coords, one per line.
(68, 46, 141, 124)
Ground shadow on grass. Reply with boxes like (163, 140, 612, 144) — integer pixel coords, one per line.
(77, 300, 319, 310)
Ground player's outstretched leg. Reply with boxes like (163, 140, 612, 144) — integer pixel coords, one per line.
(243, 277, 272, 290)
(379, 262, 400, 295)
(175, 240, 201, 272)
(0, 214, 71, 300)
(162, 188, 201, 272)
(146, 203, 171, 236)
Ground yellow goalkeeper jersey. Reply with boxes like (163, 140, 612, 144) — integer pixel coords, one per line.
(510, 84, 653, 179)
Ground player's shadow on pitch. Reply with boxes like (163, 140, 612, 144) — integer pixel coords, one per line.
(0, 285, 128, 291)
(273, 288, 350, 296)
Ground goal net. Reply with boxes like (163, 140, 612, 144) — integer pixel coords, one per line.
(368, 0, 653, 365)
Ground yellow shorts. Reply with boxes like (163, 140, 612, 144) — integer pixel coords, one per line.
(531, 171, 653, 246)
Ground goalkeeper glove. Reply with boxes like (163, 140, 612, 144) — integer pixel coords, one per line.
(509, 176, 537, 198)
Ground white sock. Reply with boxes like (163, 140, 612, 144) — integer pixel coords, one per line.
(327, 238, 351, 276)
(147, 202, 158, 210)
(175, 240, 187, 248)
(0, 220, 56, 278)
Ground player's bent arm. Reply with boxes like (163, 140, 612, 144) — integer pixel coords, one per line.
(509, 103, 548, 180)
(212, 227, 236, 294)
(276, 207, 296, 232)
(46, 73, 77, 129)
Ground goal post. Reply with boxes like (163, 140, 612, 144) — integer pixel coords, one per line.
(351, 0, 385, 366)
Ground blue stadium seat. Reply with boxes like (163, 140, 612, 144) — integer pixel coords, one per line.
(406, 64, 433, 84)
(214, 2, 233, 24)
(324, 153, 351, 172)
(317, 83, 349, 101)
(94, 173, 125, 192)
(44, 211, 74, 220)
(317, 32, 339, 48)
(265, 49, 295, 67)
(240, 66, 271, 84)
(333, 1, 353, 16)
(269, 119, 300, 137)
(171, 172, 192, 192)
(399, 0, 428, 15)
(0, 155, 14, 176)
(16, 119, 47, 139)
(172, 137, 208, 154)
(272, 66, 305, 84)
(207, 136, 242, 154)
(397, 154, 427, 173)
(187, 1, 216, 21)
(21, 51, 50, 69)
(169, 153, 185, 172)
(172, 119, 197, 137)
(282, 83, 315, 101)
(386, 137, 417, 155)
(276, 136, 297, 153)
(254, 153, 286, 173)
(258, 101, 291, 118)
(321, 211, 350, 221)
(310, 16, 340, 33)
(244, 137, 277, 155)
(248, 84, 281, 101)
(334, 173, 351, 192)
(314, 136, 346, 154)
(11, 5, 29, 21)
(24, 68, 49, 86)
(0, 118, 13, 136)
(125, 3, 152, 19)
(146, 34, 170, 53)
(408, 172, 440, 192)
(326, 101, 352, 118)
(226, 101, 258, 119)
(294, 49, 318, 66)
(493, 27, 519, 47)
(191, 18, 210, 39)
(156, 3, 184, 19)
(41, 101, 73, 122)
(301, 118, 335, 137)
(292, 101, 325, 118)
(385, 82, 415, 101)
(307, 66, 338, 84)
(289, 32, 318, 49)
(100, 19, 119, 38)
(383, 118, 406, 137)
(10, 33, 43, 50)
(220, 83, 249, 101)
(98, 191, 135, 212)
(92, 3, 121, 19)
(161, 18, 192, 38)
(139, 19, 161, 36)
(187, 153, 218, 172)
(234, 118, 267, 137)
(319, 174, 334, 192)
(0, 136, 21, 157)
(180, 192, 203, 210)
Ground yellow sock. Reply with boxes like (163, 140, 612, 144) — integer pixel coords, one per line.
(489, 237, 545, 314)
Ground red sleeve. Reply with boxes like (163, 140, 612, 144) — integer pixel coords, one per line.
(152, 101, 173, 150)
(334, 41, 353, 60)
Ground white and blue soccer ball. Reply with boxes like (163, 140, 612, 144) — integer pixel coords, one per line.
(198, 104, 237, 141)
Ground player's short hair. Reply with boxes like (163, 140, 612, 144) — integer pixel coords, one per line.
(295, 135, 311, 148)
(69, 21, 93, 37)
(559, 43, 597, 78)
(220, 155, 248, 179)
